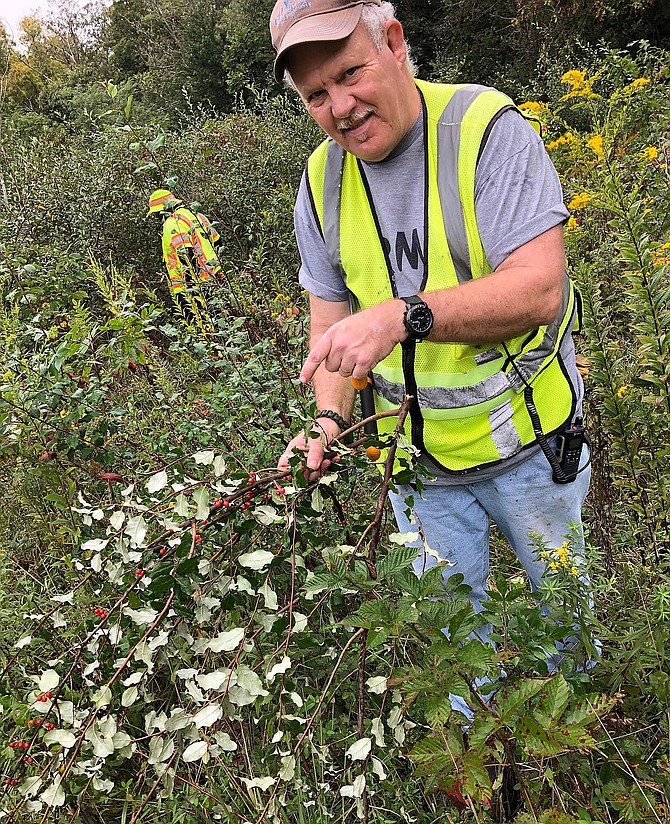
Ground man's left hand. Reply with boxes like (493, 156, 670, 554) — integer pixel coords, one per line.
(300, 300, 406, 384)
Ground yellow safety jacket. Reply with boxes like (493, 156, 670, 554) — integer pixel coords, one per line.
(305, 80, 578, 475)
(161, 207, 221, 293)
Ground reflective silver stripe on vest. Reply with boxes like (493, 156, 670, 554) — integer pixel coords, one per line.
(436, 84, 492, 285)
(507, 278, 574, 389)
(373, 368, 511, 409)
(323, 141, 347, 279)
(488, 399, 522, 458)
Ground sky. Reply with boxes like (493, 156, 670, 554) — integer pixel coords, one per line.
(0, 0, 52, 42)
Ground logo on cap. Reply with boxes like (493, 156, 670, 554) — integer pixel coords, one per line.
(274, 0, 312, 28)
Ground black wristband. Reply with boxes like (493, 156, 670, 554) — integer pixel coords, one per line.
(315, 409, 350, 433)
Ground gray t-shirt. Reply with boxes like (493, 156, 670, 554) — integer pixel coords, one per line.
(294, 107, 579, 484)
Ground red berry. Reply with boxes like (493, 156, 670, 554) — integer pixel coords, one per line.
(223, 500, 230, 508)
(159, 548, 166, 556)
(45, 692, 52, 699)
(9, 742, 15, 749)
(195, 535, 202, 543)
(213, 499, 222, 508)
(135, 569, 144, 577)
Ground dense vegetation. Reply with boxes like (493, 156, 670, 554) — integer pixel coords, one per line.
(0, 1, 669, 822)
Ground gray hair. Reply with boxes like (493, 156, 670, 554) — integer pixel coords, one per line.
(284, 1, 417, 90)
(360, 2, 417, 76)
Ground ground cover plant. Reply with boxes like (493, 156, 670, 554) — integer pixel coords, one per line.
(0, 40, 669, 824)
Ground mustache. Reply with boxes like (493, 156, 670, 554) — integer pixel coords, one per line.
(337, 109, 374, 132)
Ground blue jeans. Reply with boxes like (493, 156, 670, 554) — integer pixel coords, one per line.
(389, 442, 591, 717)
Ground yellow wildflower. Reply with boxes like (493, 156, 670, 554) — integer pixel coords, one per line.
(624, 77, 650, 93)
(565, 216, 579, 232)
(561, 69, 587, 89)
(641, 146, 659, 161)
(567, 192, 592, 210)
(651, 243, 670, 267)
(587, 135, 604, 157)
(520, 101, 550, 116)
(616, 385, 629, 399)
(570, 567, 580, 577)
(549, 562, 559, 571)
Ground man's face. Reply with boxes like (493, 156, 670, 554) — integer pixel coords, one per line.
(287, 20, 420, 163)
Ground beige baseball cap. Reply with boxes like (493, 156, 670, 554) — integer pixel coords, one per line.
(270, 0, 381, 82)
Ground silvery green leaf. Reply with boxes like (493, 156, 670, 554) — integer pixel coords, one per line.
(238, 550, 274, 571)
(258, 583, 278, 611)
(109, 510, 125, 531)
(279, 755, 296, 781)
(371, 717, 385, 747)
(52, 591, 74, 604)
(292, 613, 308, 633)
(123, 671, 143, 686)
(14, 635, 31, 649)
(112, 731, 132, 750)
(125, 515, 147, 547)
(173, 493, 190, 517)
(40, 777, 65, 807)
(123, 607, 159, 625)
(366, 676, 388, 694)
(213, 455, 226, 476)
(241, 776, 275, 791)
(165, 711, 192, 732)
(196, 669, 234, 691)
(310, 487, 324, 512)
(206, 627, 244, 653)
(185, 680, 205, 703)
(213, 731, 237, 751)
(82, 538, 109, 552)
(182, 740, 208, 762)
(93, 778, 114, 792)
(266, 656, 291, 684)
(43, 729, 76, 748)
(227, 686, 256, 706)
(146, 470, 168, 493)
(38, 669, 60, 691)
(192, 703, 223, 729)
(235, 665, 269, 697)
(253, 505, 283, 526)
(91, 685, 112, 708)
(90, 553, 102, 573)
(193, 486, 210, 520)
(340, 773, 366, 798)
(372, 757, 387, 780)
(148, 735, 174, 765)
(389, 531, 419, 545)
(85, 725, 114, 758)
(193, 450, 215, 465)
(19, 775, 43, 797)
(121, 686, 138, 707)
(345, 737, 372, 761)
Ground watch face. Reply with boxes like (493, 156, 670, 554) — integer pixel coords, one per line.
(407, 303, 433, 337)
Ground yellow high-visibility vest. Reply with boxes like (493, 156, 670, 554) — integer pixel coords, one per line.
(161, 208, 221, 293)
(306, 80, 578, 474)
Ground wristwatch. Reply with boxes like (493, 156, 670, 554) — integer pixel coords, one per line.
(401, 295, 434, 341)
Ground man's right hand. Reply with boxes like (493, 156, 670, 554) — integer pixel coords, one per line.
(278, 416, 342, 482)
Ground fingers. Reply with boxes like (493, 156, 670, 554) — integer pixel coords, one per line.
(277, 433, 330, 480)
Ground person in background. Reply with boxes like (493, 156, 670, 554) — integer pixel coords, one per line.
(147, 188, 221, 328)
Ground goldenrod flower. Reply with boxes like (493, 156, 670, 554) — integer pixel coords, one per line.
(617, 385, 629, 398)
(565, 216, 579, 232)
(624, 77, 650, 93)
(567, 192, 592, 210)
(561, 69, 587, 89)
(641, 146, 659, 161)
(587, 135, 604, 157)
(570, 567, 580, 577)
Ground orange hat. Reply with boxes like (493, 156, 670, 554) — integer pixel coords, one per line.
(270, 0, 381, 82)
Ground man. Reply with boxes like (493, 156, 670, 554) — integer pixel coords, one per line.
(273, 1, 590, 649)
(147, 189, 221, 327)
